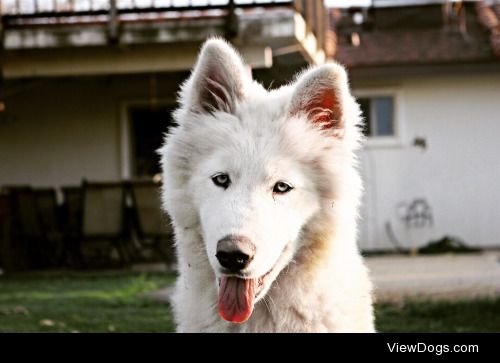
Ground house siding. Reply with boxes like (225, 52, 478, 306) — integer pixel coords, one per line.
(357, 73, 500, 250)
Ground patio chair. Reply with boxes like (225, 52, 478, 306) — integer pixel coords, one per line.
(80, 181, 130, 266)
(0, 194, 15, 273)
(61, 186, 84, 267)
(34, 188, 65, 266)
(128, 180, 175, 267)
(7, 187, 45, 268)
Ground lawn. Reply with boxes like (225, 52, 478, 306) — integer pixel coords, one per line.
(376, 298, 500, 333)
(0, 271, 176, 333)
(0, 272, 499, 332)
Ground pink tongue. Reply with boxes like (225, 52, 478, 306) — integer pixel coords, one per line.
(218, 277, 256, 323)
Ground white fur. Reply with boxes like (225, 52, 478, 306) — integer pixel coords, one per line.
(159, 38, 375, 332)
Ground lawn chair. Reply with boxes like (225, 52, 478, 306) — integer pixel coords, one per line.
(128, 180, 175, 268)
(0, 194, 15, 273)
(34, 188, 65, 266)
(61, 186, 84, 267)
(80, 181, 130, 267)
(7, 187, 45, 269)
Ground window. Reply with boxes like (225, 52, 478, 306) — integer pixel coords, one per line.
(358, 96, 395, 137)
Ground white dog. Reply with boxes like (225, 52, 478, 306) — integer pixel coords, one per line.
(159, 38, 374, 332)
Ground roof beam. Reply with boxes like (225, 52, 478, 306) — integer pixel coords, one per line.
(1, 43, 272, 78)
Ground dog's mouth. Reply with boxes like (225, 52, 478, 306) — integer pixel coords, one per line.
(217, 268, 273, 324)
(216, 241, 294, 324)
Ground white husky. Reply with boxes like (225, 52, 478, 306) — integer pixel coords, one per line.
(159, 38, 374, 332)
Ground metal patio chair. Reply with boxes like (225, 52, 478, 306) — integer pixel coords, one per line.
(80, 181, 130, 266)
(7, 187, 45, 269)
(34, 188, 65, 266)
(128, 180, 175, 267)
(61, 186, 84, 267)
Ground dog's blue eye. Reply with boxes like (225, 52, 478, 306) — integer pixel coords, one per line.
(212, 173, 231, 189)
(273, 181, 293, 194)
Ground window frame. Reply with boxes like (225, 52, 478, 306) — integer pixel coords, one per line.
(353, 88, 403, 148)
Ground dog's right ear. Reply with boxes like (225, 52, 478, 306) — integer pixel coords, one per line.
(181, 38, 249, 114)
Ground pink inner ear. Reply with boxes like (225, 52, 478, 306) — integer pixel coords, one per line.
(321, 90, 336, 111)
(307, 88, 342, 132)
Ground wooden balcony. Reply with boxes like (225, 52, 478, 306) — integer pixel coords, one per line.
(0, 0, 330, 78)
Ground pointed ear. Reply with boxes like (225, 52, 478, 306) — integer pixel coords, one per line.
(288, 64, 349, 138)
(183, 38, 249, 114)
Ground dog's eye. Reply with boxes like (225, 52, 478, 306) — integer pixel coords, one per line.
(273, 181, 294, 194)
(212, 173, 231, 189)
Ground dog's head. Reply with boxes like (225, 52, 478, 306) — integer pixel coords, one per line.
(161, 39, 362, 324)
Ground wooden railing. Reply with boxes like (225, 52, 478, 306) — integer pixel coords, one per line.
(1, 0, 294, 17)
(1, 0, 330, 56)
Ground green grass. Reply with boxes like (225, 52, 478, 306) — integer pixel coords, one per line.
(1, 272, 499, 332)
(0, 271, 176, 332)
(376, 298, 500, 333)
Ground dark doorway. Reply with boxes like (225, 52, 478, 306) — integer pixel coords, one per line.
(128, 105, 174, 178)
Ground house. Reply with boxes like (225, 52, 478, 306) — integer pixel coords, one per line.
(0, 0, 330, 185)
(2, 0, 499, 254)
(331, 0, 500, 251)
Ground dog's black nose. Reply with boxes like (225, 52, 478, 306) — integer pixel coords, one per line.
(216, 235, 256, 273)
(216, 251, 251, 272)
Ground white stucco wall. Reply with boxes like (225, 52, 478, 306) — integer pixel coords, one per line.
(356, 73, 500, 250)
(0, 81, 118, 188)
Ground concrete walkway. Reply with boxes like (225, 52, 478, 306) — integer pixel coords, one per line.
(142, 251, 500, 303)
(367, 251, 500, 302)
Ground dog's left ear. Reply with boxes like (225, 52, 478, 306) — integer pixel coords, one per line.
(289, 64, 350, 138)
